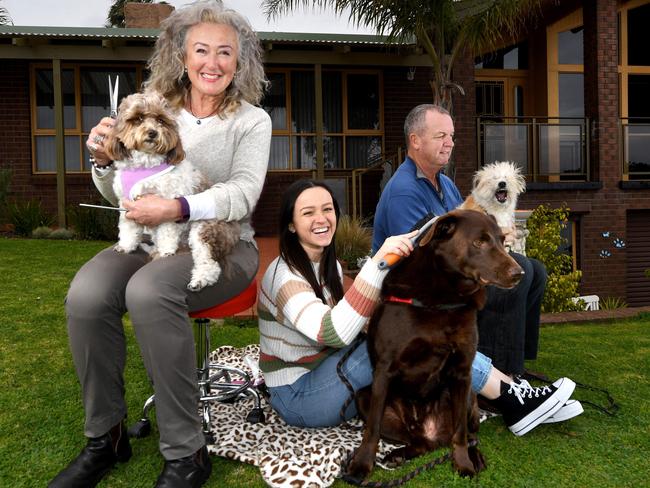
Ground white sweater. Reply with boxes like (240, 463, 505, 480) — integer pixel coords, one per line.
(93, 100, 272, 242)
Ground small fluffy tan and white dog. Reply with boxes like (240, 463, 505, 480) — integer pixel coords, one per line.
(104, 91, 240, 291)
(459, 161, 526, 248)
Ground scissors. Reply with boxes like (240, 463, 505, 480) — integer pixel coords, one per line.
(377, 215, 439, 270)
(109, 75, 119, 118)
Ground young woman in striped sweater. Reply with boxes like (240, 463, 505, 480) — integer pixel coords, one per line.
(258, 178, 583, 433)
(258, 179, 416, 427)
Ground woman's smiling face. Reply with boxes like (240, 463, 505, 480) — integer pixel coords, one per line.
(184, 22, 238, 100)
(291, 187, 337, 262)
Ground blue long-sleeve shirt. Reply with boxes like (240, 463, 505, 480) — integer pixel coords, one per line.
(372, 157, 463, 252)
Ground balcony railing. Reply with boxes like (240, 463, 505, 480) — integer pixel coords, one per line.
(621, 118, 650, 180)
(476, 116, 591, 182)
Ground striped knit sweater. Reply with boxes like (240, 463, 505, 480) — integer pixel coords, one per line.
(258, 256, 387, 387)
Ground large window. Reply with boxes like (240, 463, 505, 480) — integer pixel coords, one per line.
(627, 2, 650, 66)
(31, 64, 142, 173)
(262, 69, 383, 170)
(619, 1, 650, 179)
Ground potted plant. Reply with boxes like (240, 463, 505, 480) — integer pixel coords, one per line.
(335, 215, 372, 277)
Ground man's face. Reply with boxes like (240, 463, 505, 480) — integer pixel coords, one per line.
(412, 110, 455, 174)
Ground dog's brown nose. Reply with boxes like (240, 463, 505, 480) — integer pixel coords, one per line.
(148, 129, 158, 139)
(509, 266, 525, 283)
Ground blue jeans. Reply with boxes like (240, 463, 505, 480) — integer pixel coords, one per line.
(268, 341, 494, 428)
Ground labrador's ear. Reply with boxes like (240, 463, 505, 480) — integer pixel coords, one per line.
(419, 213, 457, 247)
(103, 132, 129, 162)
(418, 226, 436, 247)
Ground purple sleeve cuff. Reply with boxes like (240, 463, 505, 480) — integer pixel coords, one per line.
(176, 197, 190, 223)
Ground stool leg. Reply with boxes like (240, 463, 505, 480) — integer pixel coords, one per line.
(128, 394, 154, 438)
(194, 318, 216, 442)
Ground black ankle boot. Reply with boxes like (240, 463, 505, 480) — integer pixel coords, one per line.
(154, 445, 212, 488)
(48, 421, 132, 488)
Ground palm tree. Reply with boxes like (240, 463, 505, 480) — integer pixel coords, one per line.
(0, 0, 13, 26)
(264, 0, 541, 110)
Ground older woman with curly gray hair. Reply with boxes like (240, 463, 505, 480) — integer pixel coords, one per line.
(51, 2, 271, 487)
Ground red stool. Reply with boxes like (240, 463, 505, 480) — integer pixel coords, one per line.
(129, 280, 264, 443)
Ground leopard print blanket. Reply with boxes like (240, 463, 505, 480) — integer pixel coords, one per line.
(206, 345, 401, 488)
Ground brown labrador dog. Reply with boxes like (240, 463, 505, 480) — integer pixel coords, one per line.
(346, 209, 524, 481)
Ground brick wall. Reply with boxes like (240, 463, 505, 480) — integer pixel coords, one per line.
(0, 60, 31, 204)
(383, 66, 433, 158)
(251, 172, 307, 236)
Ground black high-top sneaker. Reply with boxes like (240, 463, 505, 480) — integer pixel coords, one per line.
(485, 377, 575, 436)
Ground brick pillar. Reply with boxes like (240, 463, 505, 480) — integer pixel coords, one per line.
(584, 0, 618, 185)
(582, 0, 625, 300)
(451, 48, 477, 195)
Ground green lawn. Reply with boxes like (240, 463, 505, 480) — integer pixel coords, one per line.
(1, 238, 648, 487)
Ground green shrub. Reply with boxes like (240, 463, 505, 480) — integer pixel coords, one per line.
(7, 199, 54, 237)
(0, 168, 11, 207)
(600, 296, 628, 310)
(67, 202, 119, 241)
(335, 215, 372, 270)
(32, 226, 53, 239)
(526, 204, 584, 313)
(49, 228, 75, 240)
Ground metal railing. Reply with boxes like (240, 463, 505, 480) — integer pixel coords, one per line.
(351, 148, 402, 220)
(476, 116, 591, 182)
(620, 117, 650, 180)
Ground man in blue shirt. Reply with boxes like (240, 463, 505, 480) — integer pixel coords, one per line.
(372, 104, 582, 435)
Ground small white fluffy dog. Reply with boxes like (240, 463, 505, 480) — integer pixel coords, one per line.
(104, 91, 240, 290)
(459, 161, 526, 249)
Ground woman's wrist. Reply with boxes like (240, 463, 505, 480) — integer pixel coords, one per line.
(175, 197, 190, 223)
(90, 155, 113, 169)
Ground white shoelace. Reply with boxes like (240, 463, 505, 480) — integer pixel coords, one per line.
(507, 380, 553, 404)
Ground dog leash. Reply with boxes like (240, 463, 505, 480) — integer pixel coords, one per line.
(340, 439, 479, 487)
(336, 334, 366, 428)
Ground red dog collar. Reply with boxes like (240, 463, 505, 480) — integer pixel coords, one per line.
(385, 295, 466, 311)
(385, 296, 414, 305)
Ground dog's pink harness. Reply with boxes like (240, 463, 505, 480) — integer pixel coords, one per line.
(121, 163, 175, 200)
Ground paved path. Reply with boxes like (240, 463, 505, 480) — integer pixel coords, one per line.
(540, 306, 650, 325)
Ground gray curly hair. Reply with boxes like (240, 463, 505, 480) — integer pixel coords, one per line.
(144, 0, 268, 115)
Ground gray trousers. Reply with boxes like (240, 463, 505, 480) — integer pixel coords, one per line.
(65, 239, 258, 460)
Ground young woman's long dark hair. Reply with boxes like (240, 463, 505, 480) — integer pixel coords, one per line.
(278, 179, 345, 304)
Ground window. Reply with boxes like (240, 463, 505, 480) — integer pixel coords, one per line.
(628, 2, 650, 66)
(475, 42, 529, 70)
(559, 215, 580, 271)
(558, 73, 584, 117)
(558, 27, 583, 65)
(261, 69, 383, 170)
(628, 74, 650, 120)
(31, 64, 141, 173)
